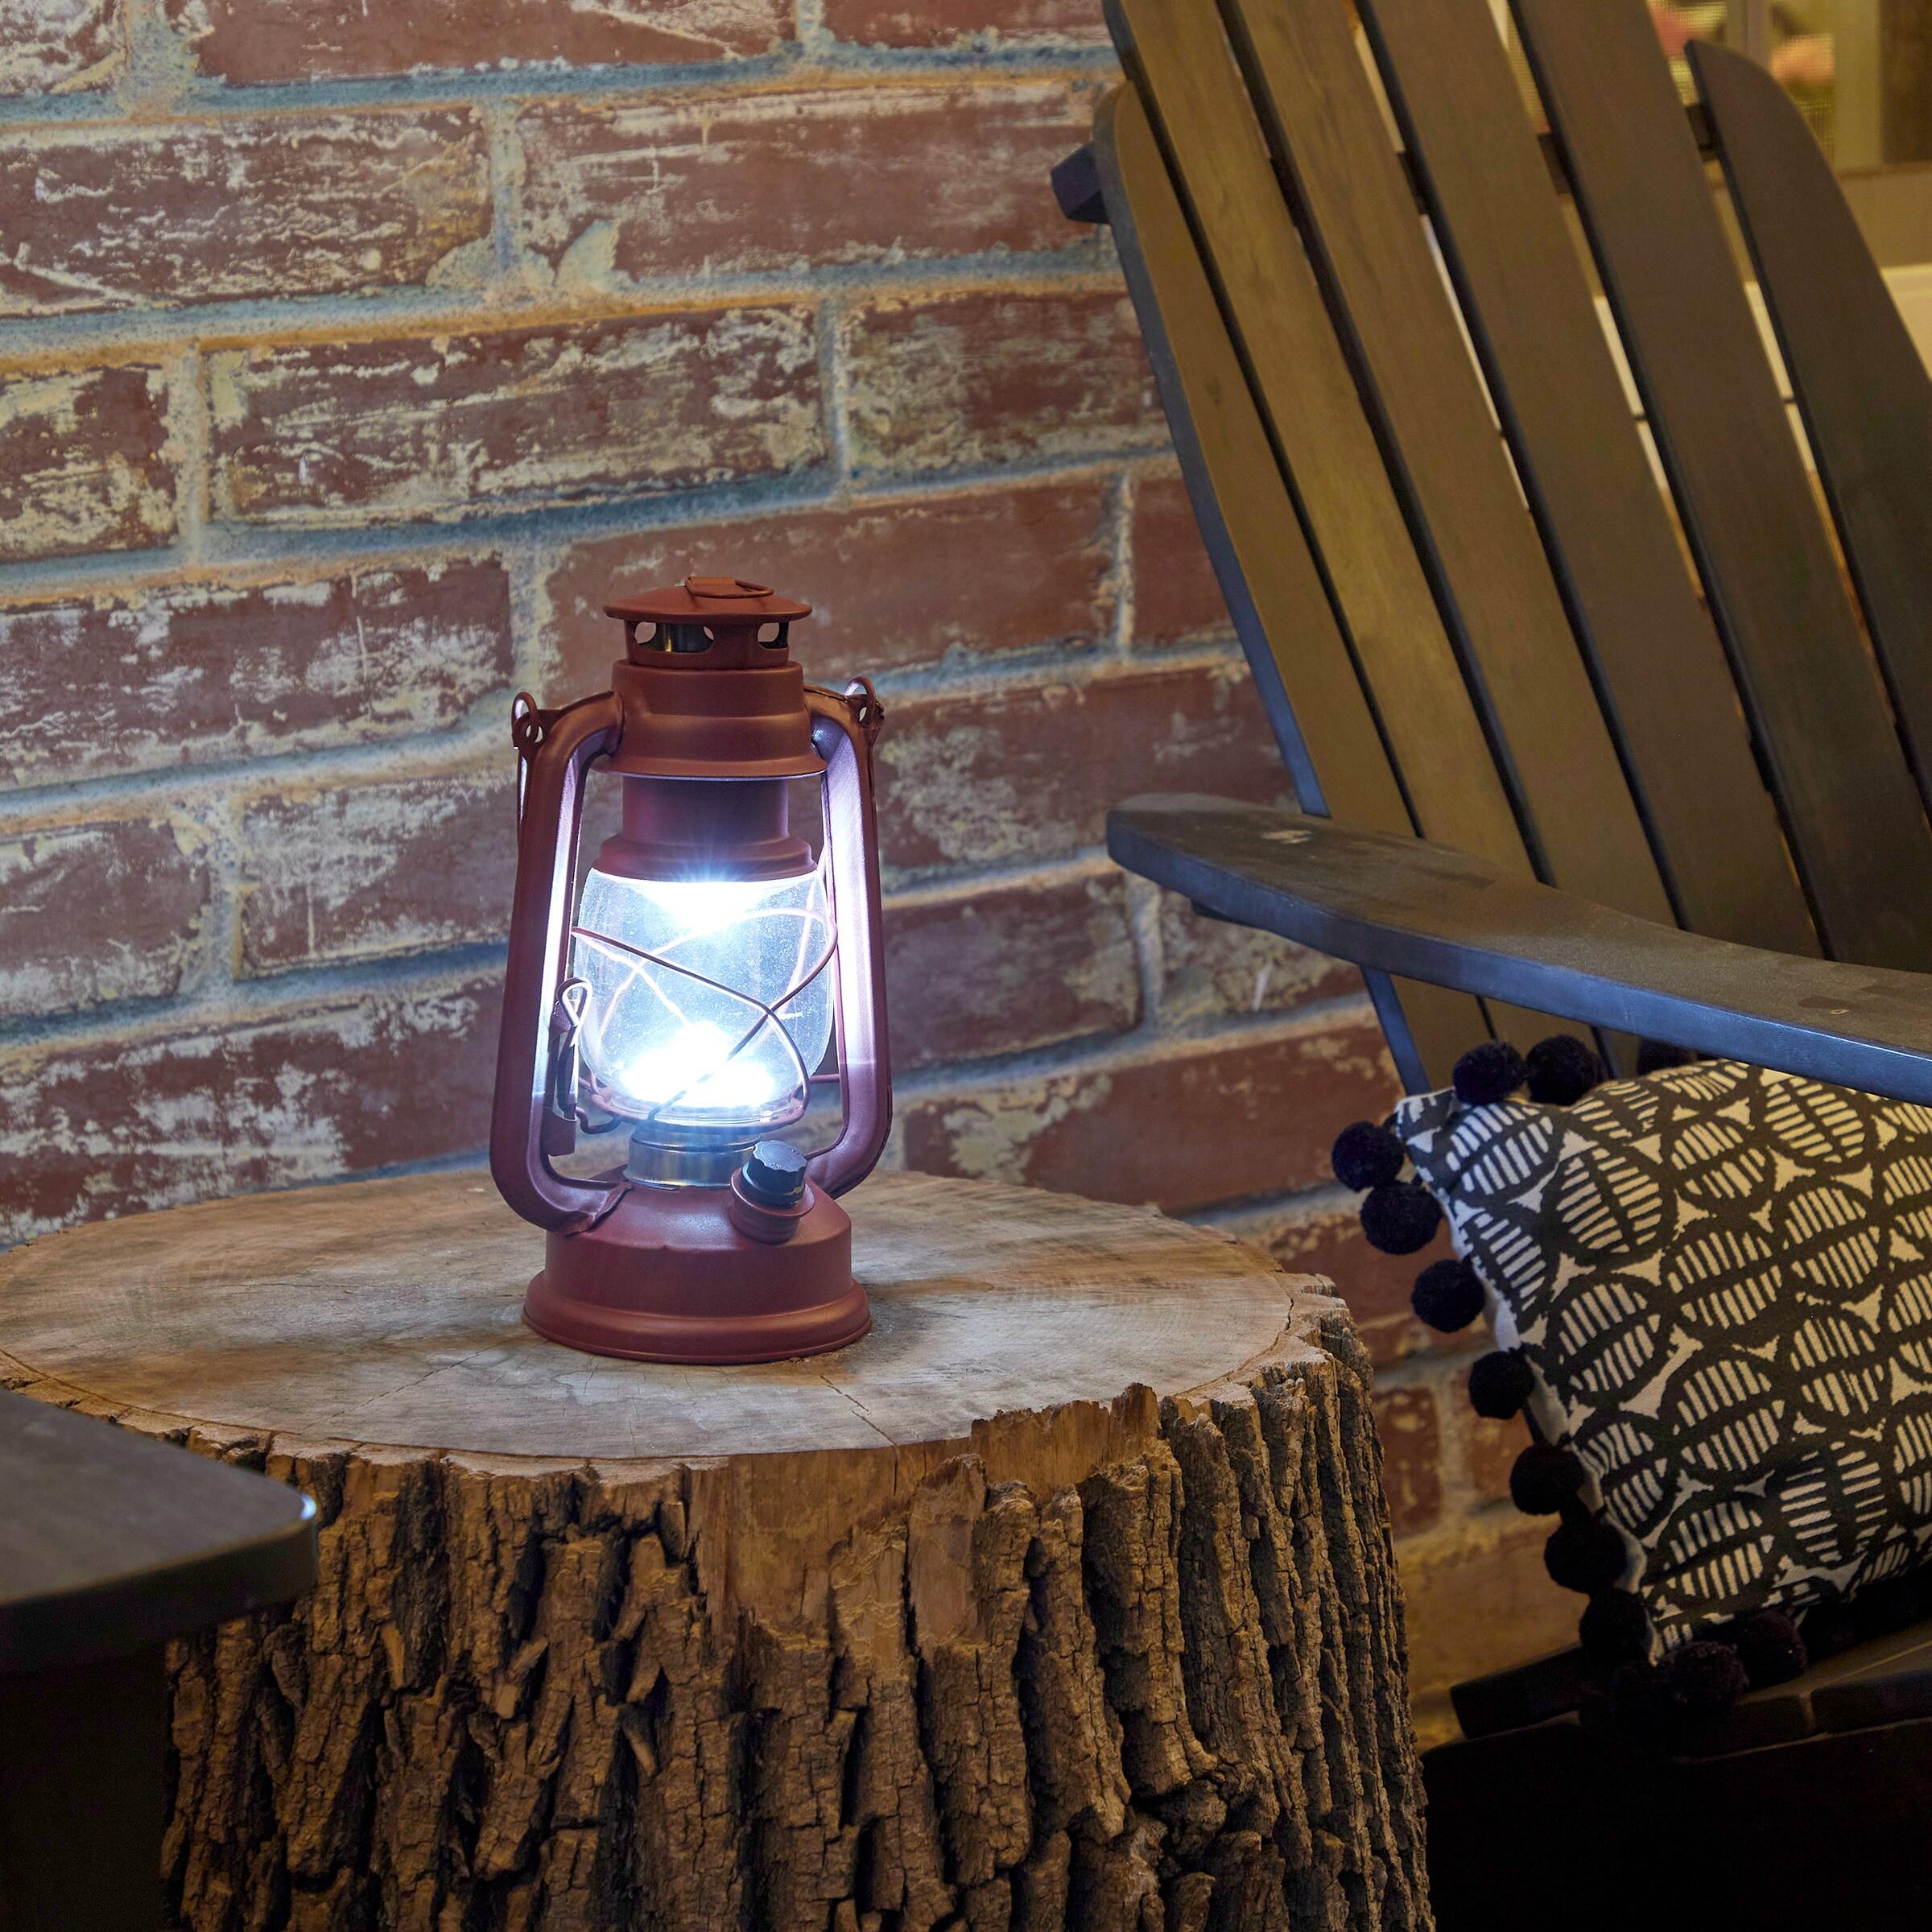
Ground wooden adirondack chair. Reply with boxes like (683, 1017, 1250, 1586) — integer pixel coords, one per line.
(1055, 1, 1932, 1926)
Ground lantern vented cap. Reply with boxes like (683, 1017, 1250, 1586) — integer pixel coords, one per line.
(605, 576, 812, 629)
(597, 571, 824, 780)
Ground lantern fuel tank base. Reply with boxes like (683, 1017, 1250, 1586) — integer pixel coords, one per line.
(522, 1183, 870, 1364)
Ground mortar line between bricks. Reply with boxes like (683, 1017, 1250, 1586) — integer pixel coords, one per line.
(116, 0, 199, 118)
(204, 776, 245, 1004)
(0, 452, 1184, 599)
(0, 941, 511, 1059)
(505, 546, 552, 698)
(1111, 468, 1139, 658)
(886, 983, 1385, 1104)
(1121, 867, 1167, 1058)
(0, 622, 1249, 825)
(165, 339, 211, 560)
(0, 250, 1125, 365)
(817, 297, 854, 485)
(0, 43, 1121, 129)
(482, 97, 527, 286)
(795, 0, 836, 60)
(1195, 1179, 1366, 1233)
(876, 848, 1120, 909)
(0, 923, 1379, 1093)
(0, 698, 513, 823)
(1368, 1340, 1488, 1395)
(0, 455, 1199, 599)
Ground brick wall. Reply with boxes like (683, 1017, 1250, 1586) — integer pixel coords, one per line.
(0, 0, 1571, 1735)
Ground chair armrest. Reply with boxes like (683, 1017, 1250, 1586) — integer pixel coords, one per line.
(0, 1389, 317, 1674)
(1109, 795, 1932, 1102)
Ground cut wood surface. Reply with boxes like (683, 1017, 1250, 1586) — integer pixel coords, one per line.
(0, 1169, 1429, 1932)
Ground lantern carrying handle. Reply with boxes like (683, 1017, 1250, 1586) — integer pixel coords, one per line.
(491, 688, 628, 1232)
(805, 683, 893, 1198)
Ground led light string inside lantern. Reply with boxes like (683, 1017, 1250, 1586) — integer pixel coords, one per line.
(568, 862, 838, 1133)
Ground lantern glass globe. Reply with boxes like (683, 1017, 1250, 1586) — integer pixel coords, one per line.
(571, 864, 836, 1134)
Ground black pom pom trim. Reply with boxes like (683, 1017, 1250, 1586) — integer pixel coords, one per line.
(1525, 1034, 1604, 1106)
(1468, 1350, 1534, 1419)
(1544, 1515, 1627, 1595)
(1729, 1609, 1807, 1689)
(1411, 1258, 1484, 1332)
(1331, 1119, 1405, 1192)
(1608, 1659, 1678, 1744)
(1667, 1639, 1749, 1712)
(1579, 1588, 1649, 1667)
(1509, 1443, 1587, 1515)
(1360, 1181, 1442, 1256)
(1635, 1039, 1700, 1075)
(1452, 1040, 1527, 1105)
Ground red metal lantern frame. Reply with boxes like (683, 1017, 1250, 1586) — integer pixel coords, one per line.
(489, 576, 890, 1364)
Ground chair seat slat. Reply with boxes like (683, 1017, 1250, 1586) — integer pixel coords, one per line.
(1216, 0, 1676, 937)
(1696, 43, 1932, 830)
(1514, 0, 1932, 971)
(1360, 0, 1818, 961)
(1096, 85, 1493, 1086)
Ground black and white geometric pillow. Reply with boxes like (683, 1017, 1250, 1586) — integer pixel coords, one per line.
(1334, 1041, 1932, 1715)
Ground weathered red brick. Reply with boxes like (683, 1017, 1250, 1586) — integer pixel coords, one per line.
(209, 308, 823, 525)
(0, 112, 490, 318)
(1131, 470, 1228, 647)
(886, 870, 1138, 1071)
(518, 82, 1089, 283)
(0, 361, 174, 564)
(1157, 890, 1360, 1023)
(900, 1014, 1401, 1212)
(1467, 1402, 1525, 1505)
(876, 660, 1287, 874)
(237, 766, 515, 976)
(163, 0, 793, 85)
(0, 0, 121, 93)
(1398, 1517, 1579, 1708)
(1260, 1199, 1457, 1366)
(843, 287, 1161, 473)
(543, 480, 1114, 694)
(0, 972, 501, 1245)
(1375, 1385, 1444, 1534)
(0, 815, 211, 1020)
(0, 560, 513, 791)
(823, 0, 1103, 47)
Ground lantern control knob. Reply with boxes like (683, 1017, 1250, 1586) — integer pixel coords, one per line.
(740, 1141, 808, 1208)
(727, 1141, 813, 1246)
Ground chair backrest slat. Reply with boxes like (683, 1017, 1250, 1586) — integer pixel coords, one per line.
(1095, 85, 1492, 1087)
(1104, 0, 1526, 886)
(1696, 40, 1932, 820)
(1359, 0, 1818, 960)
(1513, 0, 1932, 969)
(1215, 0, 1676, 935)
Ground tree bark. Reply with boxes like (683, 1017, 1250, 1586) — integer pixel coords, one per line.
(0, 1170, 1429, 1932)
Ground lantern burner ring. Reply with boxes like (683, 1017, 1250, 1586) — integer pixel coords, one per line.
(623, 1125, 762, 1189)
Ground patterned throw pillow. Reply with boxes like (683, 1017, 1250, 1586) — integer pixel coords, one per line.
(1334, 1044, 1932, 1716)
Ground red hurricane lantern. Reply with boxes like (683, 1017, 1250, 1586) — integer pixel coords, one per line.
(490, 574, 890, 1363)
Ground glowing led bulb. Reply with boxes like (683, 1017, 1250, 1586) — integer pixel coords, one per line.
(638, 877, 760, 932)
(619, 1022, 777, 1111)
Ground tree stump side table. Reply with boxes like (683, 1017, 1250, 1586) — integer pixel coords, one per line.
(0, 1170, 1428, 1932)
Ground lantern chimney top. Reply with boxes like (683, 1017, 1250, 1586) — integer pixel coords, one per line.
(605, 576, 812, 629)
